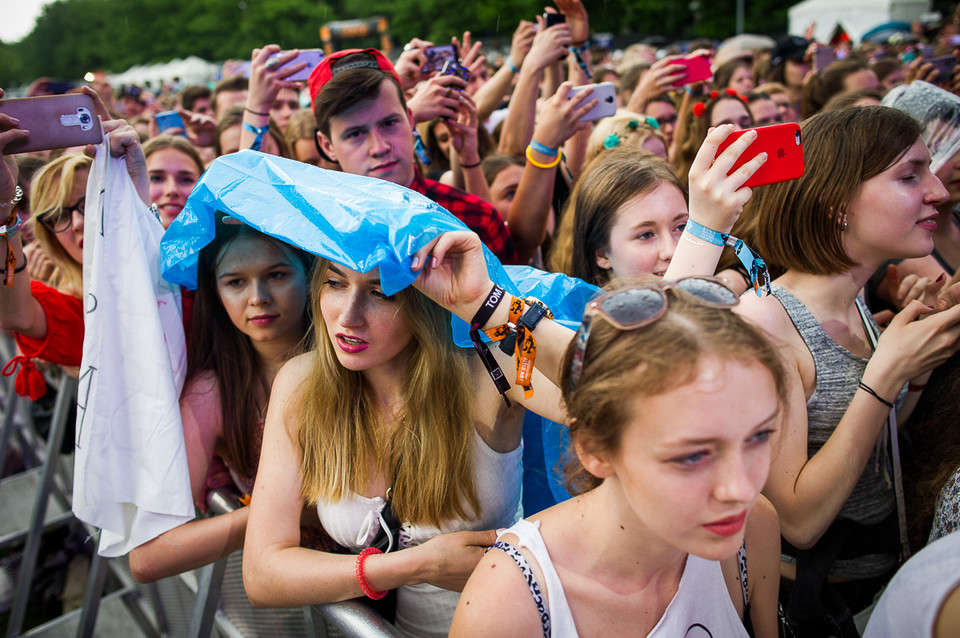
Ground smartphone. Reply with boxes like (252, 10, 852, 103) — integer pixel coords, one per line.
(544, 13, 566, 28)
(155, 110, 186, 135)
(919, 44, 936, 59)
(929, 55, 956, 81)
(0, 94, 102, 154)
(714, 122, 804, 188)
(671, 56, 713, 88)
(265, 49, 325, 82)
(813, 47, 835, 72)
(567, 82, 617, 122)
(440, 59, 472, 85)
(421, 44, 458, 74)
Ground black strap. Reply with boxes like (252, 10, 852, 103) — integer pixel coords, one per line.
(488, 540, 550, 638)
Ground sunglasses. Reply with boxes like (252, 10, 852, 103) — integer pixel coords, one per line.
(568, 277, 739, 391)
(38, 197, 85, 234)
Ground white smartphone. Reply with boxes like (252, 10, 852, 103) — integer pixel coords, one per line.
(567, 82, 618, 122)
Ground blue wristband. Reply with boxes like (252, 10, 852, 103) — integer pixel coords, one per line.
(242, 121, 269, 152)
(507, 56, 519, 74)
(683, 218, 729, 247)
(529, 139, 558, 157)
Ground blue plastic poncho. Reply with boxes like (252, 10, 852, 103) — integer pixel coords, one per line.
(160, 151, 598, 343)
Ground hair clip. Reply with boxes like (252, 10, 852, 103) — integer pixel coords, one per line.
(693, 101, 707, 118)
(603, 134, 621, 149)
(643, 116, 659, 129)
(626, 119, 639, 131)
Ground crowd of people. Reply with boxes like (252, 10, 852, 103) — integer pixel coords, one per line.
(3, 1, 960, 636)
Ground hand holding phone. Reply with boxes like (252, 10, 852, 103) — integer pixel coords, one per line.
(422, 44, 458, 74)
(265, 49, 325, 82)
(567, 82, 617, 121)
(0, 94, 103, 154)
(714, 122, 804, 188)
(155, 110, 186, 135)
(543, 12, 566, 28)
(671, 56, 713, 88)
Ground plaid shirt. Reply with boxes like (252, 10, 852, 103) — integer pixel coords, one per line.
(409, 169, 518, 265)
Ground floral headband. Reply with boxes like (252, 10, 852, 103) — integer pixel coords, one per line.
(603, 117, 660, 149)
(692, 88, 748, 118)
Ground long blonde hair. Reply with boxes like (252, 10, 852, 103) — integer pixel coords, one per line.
(297, 261, 480, 527)
(30, 154, 92, 296)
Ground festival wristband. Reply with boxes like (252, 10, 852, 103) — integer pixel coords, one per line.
(730, 238, 772, 298)
(683, 218, 728, 246)
(507, 56, 520, 74)
(529, 140, 558, 157)
(242, 121, 269, 152)
(525, 146, 562, 170)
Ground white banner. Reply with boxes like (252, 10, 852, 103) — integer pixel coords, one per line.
(73, 134, 193, 556)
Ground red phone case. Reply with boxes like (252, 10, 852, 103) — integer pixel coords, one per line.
(672, 56, 713, 88)
(715, 122, 804, 188)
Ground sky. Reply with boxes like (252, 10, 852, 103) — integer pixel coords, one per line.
(1, 0, 55, 43)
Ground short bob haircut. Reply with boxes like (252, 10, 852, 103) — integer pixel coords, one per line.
(750, 105, 921, 275)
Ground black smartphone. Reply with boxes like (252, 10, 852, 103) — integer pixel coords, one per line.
(544, 13, 566, 28)
(440, 59, 472, 85)
(929, 55, 956, 81)
(421, 44, 458, 74)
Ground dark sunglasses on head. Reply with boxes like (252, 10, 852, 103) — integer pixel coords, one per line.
(38, 197, 85, 233)
(568, 277, 739, 391)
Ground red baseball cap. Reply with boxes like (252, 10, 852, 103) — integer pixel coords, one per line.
(308, 48, 401, 102)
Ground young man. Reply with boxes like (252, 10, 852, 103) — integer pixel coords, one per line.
(308, 49, 517, 264)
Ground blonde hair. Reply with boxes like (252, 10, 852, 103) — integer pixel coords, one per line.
(29, 154, 92, 296)
(585, 110, 667, 165)
(296, 262, 480, 527)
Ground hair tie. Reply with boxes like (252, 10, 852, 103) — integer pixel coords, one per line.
(692, 101, 707, 118)
(709, 90, 719, 99)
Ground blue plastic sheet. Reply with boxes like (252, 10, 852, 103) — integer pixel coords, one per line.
(159, 150, 600, 512)
(160, 151, 599, 331)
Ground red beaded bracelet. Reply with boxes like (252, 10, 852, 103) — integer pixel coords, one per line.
(355, 547, 387, 600)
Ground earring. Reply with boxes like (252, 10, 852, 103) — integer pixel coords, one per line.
(841, 214, 848, 231)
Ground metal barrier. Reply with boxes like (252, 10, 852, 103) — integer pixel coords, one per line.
(193, 488, 400, 638)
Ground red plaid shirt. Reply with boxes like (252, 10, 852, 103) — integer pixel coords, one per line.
(409, 169, 517, 265)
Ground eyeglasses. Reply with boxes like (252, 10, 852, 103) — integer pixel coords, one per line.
(38, 197, 85, 233)
(568, 277, 739, 391)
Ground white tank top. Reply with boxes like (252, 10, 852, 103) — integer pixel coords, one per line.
(498, 519, 750, 638)
(315, 428, 523, 638)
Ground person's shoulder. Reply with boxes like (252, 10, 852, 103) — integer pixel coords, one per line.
(735, 287, 795, 339)
(275, 351, 313, 388)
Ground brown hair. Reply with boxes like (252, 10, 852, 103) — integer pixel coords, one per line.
(142, 135, 205, 176)
(713, 58, 754, 92)
(564, 147, 684, 286)
(187, 222, 314, 477)
(481, 153, 524, 187)
(749, 105, 920, 275)
(312, 64, 407, 139)
(559, 285, 788, 494)
(212, 75, 249, 118)
(801, 58, 872, 119)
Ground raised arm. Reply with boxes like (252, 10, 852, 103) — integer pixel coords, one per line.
(738, 296, 960, 548)
(411, 231, 576, 390)
(663, 125, 767, 281)
(509, 82, 595, 264)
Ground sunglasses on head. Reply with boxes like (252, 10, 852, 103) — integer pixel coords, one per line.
(568, 277, 739, 391)
(38, 197, 85, 234)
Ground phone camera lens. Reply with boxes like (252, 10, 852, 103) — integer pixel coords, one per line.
(80, 113, 91, 124)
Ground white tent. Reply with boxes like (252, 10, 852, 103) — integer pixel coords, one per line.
(789, 0, 930, 44)
(108, 56, 220, 88)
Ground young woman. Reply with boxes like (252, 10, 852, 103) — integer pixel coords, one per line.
(0, 87, 147, 394)
(553, 146, 686, 286)
(735, 106, 960, 634)
(241, 123, 768, 636)
(128, 220, 326, 582)
(445, 274, 783, 638)
(143, 135, 203, 228)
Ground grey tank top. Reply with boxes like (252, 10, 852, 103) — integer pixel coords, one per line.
(771, 285, 897, 579)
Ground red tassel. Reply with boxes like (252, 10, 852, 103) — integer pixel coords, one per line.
(2, 355, 47, 400)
